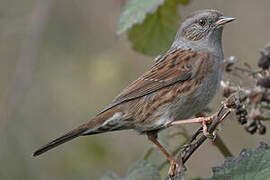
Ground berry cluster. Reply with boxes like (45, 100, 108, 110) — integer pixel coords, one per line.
(222, 43, 270, 135)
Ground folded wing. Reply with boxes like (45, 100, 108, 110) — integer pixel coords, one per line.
(99, 48, 210, 115)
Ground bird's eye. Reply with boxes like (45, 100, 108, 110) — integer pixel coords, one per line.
(198, 18, 207, 27)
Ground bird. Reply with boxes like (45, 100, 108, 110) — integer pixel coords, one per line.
(33, 9, 235, 176)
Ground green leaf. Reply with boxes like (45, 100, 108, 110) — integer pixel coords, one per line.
(209, 142, 270, 180)
(117, 0, 190, 56)
(127, 0, 187, 56)
(100, 171, 120, 180)
(117, 0, 164, 35)
(125, 160, 161, 180)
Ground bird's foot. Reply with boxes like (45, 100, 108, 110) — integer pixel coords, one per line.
(168, 159, 179, 178)
(201, 115, 217, 140)
(168, 159, 185, 178)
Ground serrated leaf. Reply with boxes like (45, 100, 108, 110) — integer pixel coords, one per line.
(125, 160, 161, 180)
(100, 171, 120, 180)
(209, 142, 270, 180)
(127, 0, 187, 56)
(117, 0, 165, 35)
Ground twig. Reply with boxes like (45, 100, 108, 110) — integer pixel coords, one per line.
(183, 100, 232, 164)
(214, 135, 233, 157)
(233, 66, 263, 78)
(164, 94, 238, 180)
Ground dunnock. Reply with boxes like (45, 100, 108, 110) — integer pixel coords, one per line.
(34, 9, 235, 175)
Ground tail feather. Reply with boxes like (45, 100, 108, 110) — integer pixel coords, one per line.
(33, 127, 87, 157)
(33, 110, 127, 157)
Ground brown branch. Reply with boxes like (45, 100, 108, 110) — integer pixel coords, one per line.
(164, 94, 239, 180)
(214, 135, 233, 157)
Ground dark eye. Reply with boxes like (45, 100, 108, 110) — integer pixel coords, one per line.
(198, 18, 207, 27)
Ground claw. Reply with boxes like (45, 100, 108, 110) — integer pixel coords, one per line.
(168, 160, 178, 177)
(202, 120, 217, 140)
(202, 120, 209, 136)
(168, 174, 173, 180)
(168, 159, 187, 179)
(168, 159, 186, 178)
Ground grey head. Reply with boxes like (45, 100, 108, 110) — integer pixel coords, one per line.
(171, 9, 235, 57)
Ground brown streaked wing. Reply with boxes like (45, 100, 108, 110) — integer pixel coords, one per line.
(98, 48, 210, 115)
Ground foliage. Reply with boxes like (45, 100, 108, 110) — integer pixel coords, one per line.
(100, 160, 161, 180)
(117, 0, 165, 34)
(101, 143, 270, 180)
(117, 0, 190, 56)
(209, 142, 270, 180)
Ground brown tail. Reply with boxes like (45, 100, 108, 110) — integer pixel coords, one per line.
(33, 119, 102, 157)
(33, 109, 127, 156)
(33, 127, 87, 157)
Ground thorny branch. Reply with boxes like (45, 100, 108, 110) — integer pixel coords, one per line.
(164, 93, 241, 180)
(124, 43, 270, 180)
(163, 42, 270, 180)
(214, 135, 233, 158)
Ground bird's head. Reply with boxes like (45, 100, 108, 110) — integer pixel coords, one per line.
(173, 9, 235, 50)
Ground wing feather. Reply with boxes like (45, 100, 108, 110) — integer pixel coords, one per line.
(98, 48, 209, 115)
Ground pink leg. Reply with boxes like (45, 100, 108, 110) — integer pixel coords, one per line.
(169, 115, 215, 136)
(169, 116, 214, 126)
(146, 131, 180, 176)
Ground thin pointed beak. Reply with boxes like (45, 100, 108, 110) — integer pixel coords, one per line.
(216, 16, 236, 26)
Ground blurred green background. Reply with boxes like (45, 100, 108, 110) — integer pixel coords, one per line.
(1, 0, 270, 179)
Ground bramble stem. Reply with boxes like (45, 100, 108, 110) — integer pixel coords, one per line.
(215, 135, 234, 157)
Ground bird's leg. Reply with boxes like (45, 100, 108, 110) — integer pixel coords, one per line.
(146, 131, 179, 176)
(168, 114, 216, 137)
(169, 116, 214, 125)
